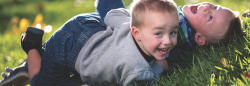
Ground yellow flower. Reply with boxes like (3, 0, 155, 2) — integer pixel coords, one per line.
(19, 18, 29, 32)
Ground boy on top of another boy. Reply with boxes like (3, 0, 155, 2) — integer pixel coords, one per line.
(96, 0, 242, 58)
(1, 0, 243, 85)
(2, 0, 179, 85)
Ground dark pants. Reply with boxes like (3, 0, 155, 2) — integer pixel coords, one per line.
(30, 0, 125, 85)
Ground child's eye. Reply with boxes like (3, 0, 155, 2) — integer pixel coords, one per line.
(209, 16, 213, 21)
(156, 33, 162, 36)
(170, 31, 177, 35)
(213, 6, 217, 10)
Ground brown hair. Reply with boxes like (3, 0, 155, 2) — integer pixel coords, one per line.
(130, 0, 177, 28)
(208, 13, 243, 46)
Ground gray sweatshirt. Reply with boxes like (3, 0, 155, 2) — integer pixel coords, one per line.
(75, 8, 164, 85)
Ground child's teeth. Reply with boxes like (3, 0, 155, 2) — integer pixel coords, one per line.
(160, 48, 166, 50)
(159, 48, 168, 51)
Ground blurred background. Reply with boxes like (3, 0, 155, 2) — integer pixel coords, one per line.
(0, 0, 249, 80)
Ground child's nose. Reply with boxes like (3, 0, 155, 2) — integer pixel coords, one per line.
(162, 36, 171, 46)
(201, 4, 210, 13)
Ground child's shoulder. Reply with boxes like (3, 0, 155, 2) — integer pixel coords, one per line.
(177, 6, 182, 11)
(177, 6, 184, 16)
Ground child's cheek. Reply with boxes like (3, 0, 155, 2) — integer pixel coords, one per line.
(171, 36, 177, 49)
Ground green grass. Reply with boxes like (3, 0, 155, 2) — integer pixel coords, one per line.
(0, 0, 250, 85)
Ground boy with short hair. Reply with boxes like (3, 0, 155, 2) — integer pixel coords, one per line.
(1, 0, 243, 85)
(181, 2, 242, 46)
(2, 0, 179, 85)
(169, 2, 242, 58)
(96, 0, 242, 58)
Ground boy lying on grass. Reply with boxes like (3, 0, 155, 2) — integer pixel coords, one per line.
(169, 2, 242, 59)
(0, 0, 243, 85)
(96, 1, 243, 59)
(1, 0, 179, 85)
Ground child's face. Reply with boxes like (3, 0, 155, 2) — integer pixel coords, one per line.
(182, 2, 235, 44)
(133, 11, 179, 60)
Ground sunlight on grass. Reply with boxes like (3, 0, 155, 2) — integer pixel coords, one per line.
(0, 0, 249, 85)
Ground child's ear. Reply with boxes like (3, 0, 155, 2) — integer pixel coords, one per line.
(194, 33, 206, 46)
(131, 26, 141, 41)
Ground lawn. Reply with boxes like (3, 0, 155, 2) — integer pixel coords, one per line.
(0, 0, 249, 85)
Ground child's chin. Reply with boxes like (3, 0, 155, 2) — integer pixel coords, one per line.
(155, 57, 166, 60)
(182, 5, 189, 13)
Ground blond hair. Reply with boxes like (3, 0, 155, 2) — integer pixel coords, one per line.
(129, 0, 177, 28)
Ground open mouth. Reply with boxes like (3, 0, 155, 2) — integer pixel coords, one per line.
(190, 6, 198, 14)
(158, 48, 169, 55)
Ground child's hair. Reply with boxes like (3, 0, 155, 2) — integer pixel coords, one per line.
(208, 12, 243, 46)
(129, 0, 177, 28)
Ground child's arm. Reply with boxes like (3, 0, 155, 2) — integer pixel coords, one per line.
(104, 8, 130, 28)
(21, 27, 44, 80)
(27, 49, 41, 80)
(120, 61, 165, 85)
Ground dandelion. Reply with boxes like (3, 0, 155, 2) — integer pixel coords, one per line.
(19, 18, 29, 32)
(32, 14, 43, 27)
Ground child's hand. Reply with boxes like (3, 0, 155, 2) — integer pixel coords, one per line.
(154, 59, 168, 71)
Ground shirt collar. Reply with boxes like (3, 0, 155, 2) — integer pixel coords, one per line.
(133, 37, 154, 62)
